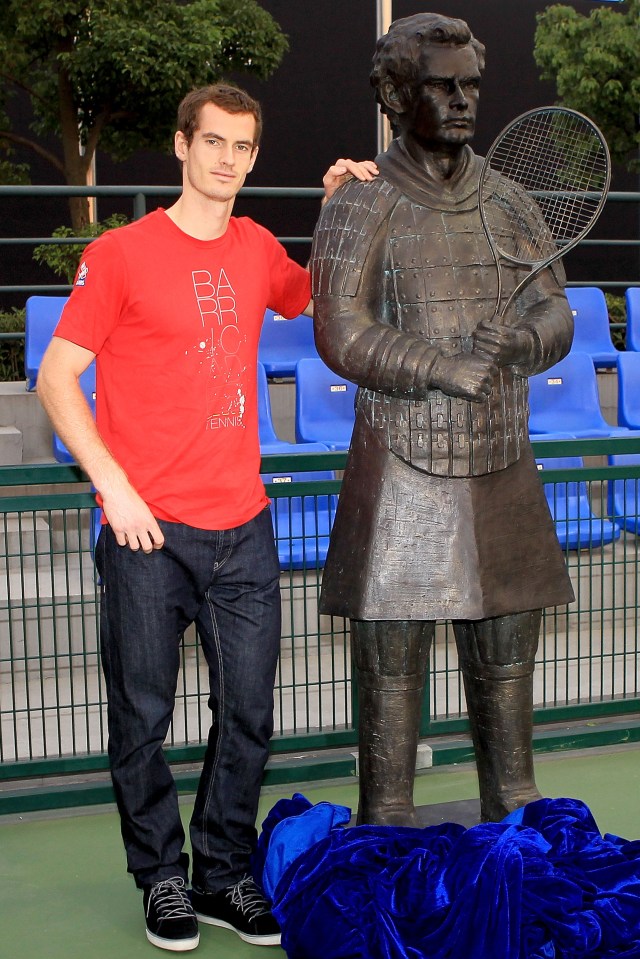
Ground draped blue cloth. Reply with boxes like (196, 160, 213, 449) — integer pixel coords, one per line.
(254, 794, 640, 959)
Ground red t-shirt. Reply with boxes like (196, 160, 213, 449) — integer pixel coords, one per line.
(55, 209, 311, 529)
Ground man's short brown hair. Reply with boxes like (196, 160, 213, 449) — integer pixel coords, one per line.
(176, 84, 263, 147)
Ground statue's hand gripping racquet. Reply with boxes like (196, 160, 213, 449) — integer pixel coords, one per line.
(478, 106, 611, 321)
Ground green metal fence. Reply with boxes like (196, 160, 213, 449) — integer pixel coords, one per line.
(1, 182, 640, 809)
(2, 440, 640, 803)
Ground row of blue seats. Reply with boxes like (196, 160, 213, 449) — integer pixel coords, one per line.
(24, 297, 320, 391)
(568, 287, 639, 368)
(44, 346, 640, 463)
(273, 349, 640, 453)
(529, 350, 640, 440)
(23, 295, 640, 568)
(269, 449, 640, 568)
(242, 360, 350, 570)
(536, 446, 640, 552)
(24, 287, 640, 396)
(46, 356, 355, 464)
(259, 359, 355, 453)
(519, 313, 640, 553)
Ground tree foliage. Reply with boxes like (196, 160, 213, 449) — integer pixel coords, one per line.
(33, 214, 130, 283)
(0, 0, 289, 226)
(534, 0, 640, 172)
(0, 309, 26, 382)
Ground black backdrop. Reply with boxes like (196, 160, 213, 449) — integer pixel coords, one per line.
(2, 0, 636, 306)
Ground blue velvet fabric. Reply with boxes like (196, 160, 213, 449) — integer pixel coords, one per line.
(254, 795, 640, 959)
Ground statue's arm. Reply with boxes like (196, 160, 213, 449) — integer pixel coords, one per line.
(513, 266, 574, 374)
(473, 265, 574, 377)
(314, 292, 497, 403)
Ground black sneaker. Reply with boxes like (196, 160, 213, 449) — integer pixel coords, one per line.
(191, 875, 281, 946)
(143, 877, 200, 952)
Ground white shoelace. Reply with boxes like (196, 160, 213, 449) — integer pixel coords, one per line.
(226, 876, 270, 919)
(148, 877, 194, 921)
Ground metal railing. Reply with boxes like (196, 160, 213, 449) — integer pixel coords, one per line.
(0, 184, 639, 298)
(2, 440, 640, 808)
(0, 184, 321, 297)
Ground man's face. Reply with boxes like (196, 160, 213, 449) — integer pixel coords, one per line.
(175, 102, 258, 203)
(404, 44, 481, 150)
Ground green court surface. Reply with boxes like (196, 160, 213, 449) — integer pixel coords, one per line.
(2, 744, 640, 959)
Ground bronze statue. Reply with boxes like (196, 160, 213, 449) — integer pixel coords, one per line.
(310, 13, 575, 826)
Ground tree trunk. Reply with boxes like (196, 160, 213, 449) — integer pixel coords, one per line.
(57, 52, 92, 231)
(67, 193, 91, 233)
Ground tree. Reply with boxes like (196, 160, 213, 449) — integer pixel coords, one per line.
(0, 0, 288, 229)
(533, 0, 640, 172)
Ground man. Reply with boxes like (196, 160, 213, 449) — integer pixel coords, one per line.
(310, 15, 575, 828)
(37, 83, 376, 953)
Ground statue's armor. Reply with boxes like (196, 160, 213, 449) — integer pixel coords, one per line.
(311, 146, 558, 478)
(310, 142, 574, 622)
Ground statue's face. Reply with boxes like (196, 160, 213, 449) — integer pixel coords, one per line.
(405, 44, 481, 149)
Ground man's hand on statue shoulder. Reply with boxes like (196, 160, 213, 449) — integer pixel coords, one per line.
(322, 159, 379, 204)
(472, 319, 536, 369)
(429, 352, 498, 403)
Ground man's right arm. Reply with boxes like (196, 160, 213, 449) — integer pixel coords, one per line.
(37, 337, 164, 553)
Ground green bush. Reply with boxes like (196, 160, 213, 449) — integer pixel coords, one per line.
(33, 215, 129, 284)
(605, 293, 626, 349)
(0, 308, 26, 381)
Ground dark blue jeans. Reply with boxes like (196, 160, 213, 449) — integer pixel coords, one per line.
(96, 507, 281, 892)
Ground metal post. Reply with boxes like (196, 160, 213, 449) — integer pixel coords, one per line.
(376, 0, 393, 154)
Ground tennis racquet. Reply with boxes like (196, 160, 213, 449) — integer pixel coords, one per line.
(478, 106, 611, 320)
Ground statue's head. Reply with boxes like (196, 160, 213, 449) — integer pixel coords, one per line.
(371, 13, 485, 148)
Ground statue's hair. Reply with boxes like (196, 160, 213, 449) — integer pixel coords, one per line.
(370, 13, 485, 122)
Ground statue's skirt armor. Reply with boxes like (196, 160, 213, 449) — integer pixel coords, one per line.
(320, 415, 574, 621)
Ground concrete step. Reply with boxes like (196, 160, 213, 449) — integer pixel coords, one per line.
(0, 513, 50, 560)
(0, 382, 53, 463)
(0, 425, 23, 465)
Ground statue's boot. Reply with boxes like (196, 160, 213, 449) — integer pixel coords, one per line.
(351, 620, 433, 827)
(454, 610, 543, 822)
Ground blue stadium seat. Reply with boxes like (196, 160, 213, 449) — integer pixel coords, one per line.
(258, 361, 330, 455)
(529, 430, 578, 441)
(528, 351, 632, 439)
(624, 288, 640, 352)
(607, 453, 640, 535)
(616, 351, 640, 430)
(566, 287, 619, 367)
(261, 468, 339, 570)
(24, 295, 69, 390)
(295, 358, 357, 450)
(52, 363, 96, 463)
(536, 454, 620, 550)
(258, 309, 320, 378)
(257, 360, 298, 453)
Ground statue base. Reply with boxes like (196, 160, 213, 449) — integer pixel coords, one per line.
(416, 798, 481, 828)
(349, 798, 481, 829)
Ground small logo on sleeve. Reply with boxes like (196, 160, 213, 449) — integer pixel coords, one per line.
(76, 261, 89, 286)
